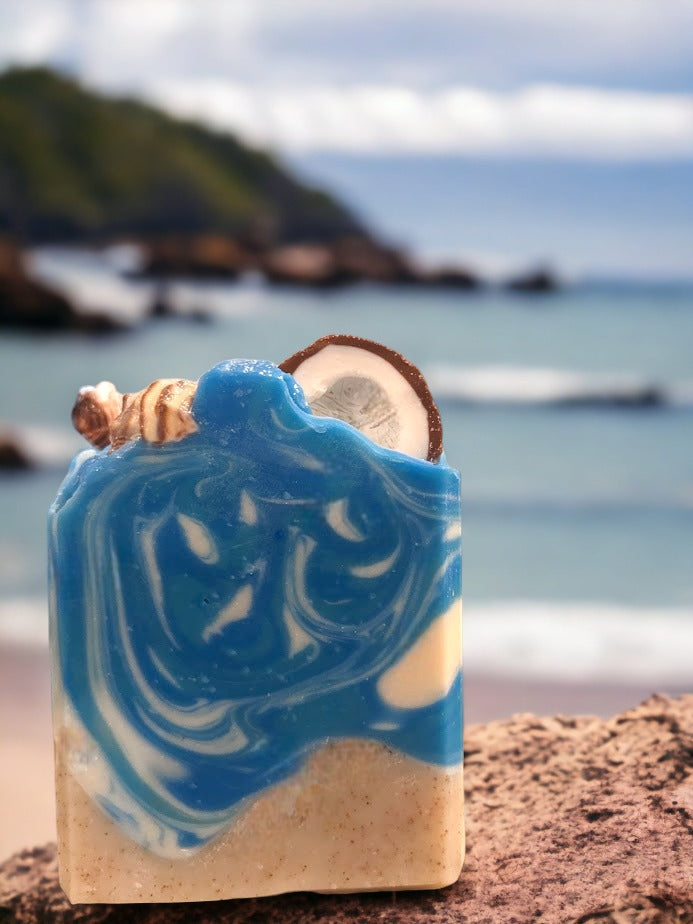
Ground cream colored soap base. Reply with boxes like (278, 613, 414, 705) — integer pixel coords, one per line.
(56, 735, 464, 904)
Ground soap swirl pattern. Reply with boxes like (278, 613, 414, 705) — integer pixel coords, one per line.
(49, 361, 462, 857)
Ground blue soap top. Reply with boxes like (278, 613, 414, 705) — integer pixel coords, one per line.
(49, 360, 462, 855)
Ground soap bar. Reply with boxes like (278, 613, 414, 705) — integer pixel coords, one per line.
(49, 348, 463, 903)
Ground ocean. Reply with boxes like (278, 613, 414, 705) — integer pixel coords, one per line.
(2, 247, 692, 687)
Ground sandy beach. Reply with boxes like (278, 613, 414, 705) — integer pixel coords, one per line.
(1, 643, 688, 864)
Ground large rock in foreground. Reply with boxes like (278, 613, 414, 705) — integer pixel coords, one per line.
(1, 694, 691, 922)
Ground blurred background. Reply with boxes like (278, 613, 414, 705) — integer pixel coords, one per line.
(1, 1, 692, 857)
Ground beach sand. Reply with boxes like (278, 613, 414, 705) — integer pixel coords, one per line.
(0, 644, 687, 865)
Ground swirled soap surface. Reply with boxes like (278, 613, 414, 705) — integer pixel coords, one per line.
(49, 360, 462, 855)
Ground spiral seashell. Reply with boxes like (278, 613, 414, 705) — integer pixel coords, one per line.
(72, 381, 123, 450)
(73, 378, 198, 450)
(110, 378, 198, 450)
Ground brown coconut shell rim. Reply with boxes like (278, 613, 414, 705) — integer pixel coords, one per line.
(279, 334, 443, 462)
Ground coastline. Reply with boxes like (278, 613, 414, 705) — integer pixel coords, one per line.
(2, 642, 688, 863)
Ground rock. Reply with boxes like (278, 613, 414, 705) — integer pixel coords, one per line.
(0, 429, 34, 470)
(137, 234, 484, 290)
(145, 282, 212, 325)
(328, 240, 483, 288)
(262, 239, 427, 288)
(1, 694, 691, 922)
(331, 237, 419, 284)
(140, 236, 250, 279)
(423, 265, 482, 290)
(148, 290, 175, 319)
(0, 239, 75, 330)
(557, 386, 666, 410)
(506, 267, 560, 294)
(0, 239, 123, 333)
(262, 244, 350, 288)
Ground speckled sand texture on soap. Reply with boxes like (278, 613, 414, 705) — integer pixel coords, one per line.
(55, 737, 464, 903)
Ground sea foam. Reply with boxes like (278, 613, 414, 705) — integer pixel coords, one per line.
(426, 365, 693, 410)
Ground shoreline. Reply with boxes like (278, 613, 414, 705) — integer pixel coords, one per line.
(1, 643, 688, 862)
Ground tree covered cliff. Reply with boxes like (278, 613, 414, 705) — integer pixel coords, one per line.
(0, 67, 364, 245)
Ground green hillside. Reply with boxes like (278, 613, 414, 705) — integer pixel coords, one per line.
(0, 67, 364, 244)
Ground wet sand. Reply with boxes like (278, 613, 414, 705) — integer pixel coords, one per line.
(0, 644, 687, 863)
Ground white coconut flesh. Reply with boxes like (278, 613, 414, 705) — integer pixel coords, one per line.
(290, 343, 431, 459)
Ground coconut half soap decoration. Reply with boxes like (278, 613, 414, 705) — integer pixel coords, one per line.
(49, 336, 463, 903)
(280, 334, 444, 462)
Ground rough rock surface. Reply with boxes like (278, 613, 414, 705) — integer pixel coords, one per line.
(1, 694, 691, 923)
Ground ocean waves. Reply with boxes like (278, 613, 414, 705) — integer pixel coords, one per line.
(464, 601, 693, 686)
(426, 365, 693, 410)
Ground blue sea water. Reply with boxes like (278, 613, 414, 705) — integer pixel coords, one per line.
(1, 247, 692, 685)
(291, 154, 693, 280)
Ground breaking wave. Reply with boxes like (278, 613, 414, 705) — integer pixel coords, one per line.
(426, 365, 693, 410)
(464, 601, 693, 686)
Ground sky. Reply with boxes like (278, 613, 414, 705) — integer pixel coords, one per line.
(1, 0, 692, 277)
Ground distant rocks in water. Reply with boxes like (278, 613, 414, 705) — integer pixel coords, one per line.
(262, 244, 346, 288)
(137, 237, 559, 294)
(556, 385, 665, 410)
(423, 265, 482, 289)
(260, 240, 411, 288)
(140, 235, 250, 279)
(1, 235, 563, 326)
(330, 238, 420, 285)
(0, 423, 81, 474)
(0, 428, 34, 471)
(147, 281, 212, 324)
(0, 239, 123, 333)
(139, 233, 484, 290)
(505, 267, 560, 294)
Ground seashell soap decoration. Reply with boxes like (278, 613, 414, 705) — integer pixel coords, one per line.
(72, 378, 198, 450)
(71, 336, 442, 460)
(52, 336, 463, 903)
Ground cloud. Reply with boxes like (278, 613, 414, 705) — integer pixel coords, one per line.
(0, 1, 72, 64)
(1, 0, 693, 93)
(144, 81, 693, 160)
(1, 1, 692, 160)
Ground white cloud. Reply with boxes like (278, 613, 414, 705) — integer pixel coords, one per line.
(2, 0, 693, 93)
(1, 0, 692, 159)
(0, 1, 72, 64)
(144, 81, 693, 160)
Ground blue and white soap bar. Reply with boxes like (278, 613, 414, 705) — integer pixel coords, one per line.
(50, 336, 463, 903)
